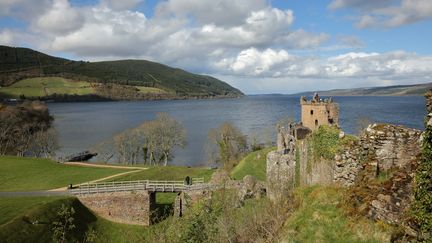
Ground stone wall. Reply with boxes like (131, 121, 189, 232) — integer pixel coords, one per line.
(78, 191, 155, 225)
(333, 124, 421, 186)
(268, 122, 422, 193)
(333, 123, 423, 237)
(266, 150, 296, 200)
(174, 190, 210, 217)
(361, 124, 421, 171)
(333, 144, 362, 186)
(297, 139, 335, 186)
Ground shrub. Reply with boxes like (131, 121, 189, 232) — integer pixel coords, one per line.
(411, 101, 432, 239)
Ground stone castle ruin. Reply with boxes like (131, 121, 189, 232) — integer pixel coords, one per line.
(300, 93, 339, 131)
(266, 92, 429, 239)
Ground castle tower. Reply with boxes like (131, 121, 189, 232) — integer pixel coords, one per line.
(300, 93, 339, 131)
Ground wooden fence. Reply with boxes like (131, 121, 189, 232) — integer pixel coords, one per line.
(68, 178, 211, 195)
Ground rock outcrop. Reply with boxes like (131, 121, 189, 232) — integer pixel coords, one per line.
(237, 175, 266, 202)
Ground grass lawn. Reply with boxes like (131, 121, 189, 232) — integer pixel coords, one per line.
(230, 147, 275, 181)
(0, 156, 135, 192)
(282, 186, 391, 242)
(107, 165, 215, 182)
(0, 77, 94, 98)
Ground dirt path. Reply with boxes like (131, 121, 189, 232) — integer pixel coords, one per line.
(49, 164, 148, 192)
(0, 163, 148, 195)
(63, 162, 147, 170)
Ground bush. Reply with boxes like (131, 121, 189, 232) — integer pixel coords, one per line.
(411, 106, 432, 239)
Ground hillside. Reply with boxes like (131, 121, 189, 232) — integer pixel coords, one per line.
(294, 82, 432, 96)
(0, 45, 243, 100)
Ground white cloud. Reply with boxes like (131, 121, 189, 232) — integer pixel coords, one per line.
(329, 0, 432, 28)
(30, 1, 327, 65)
(215, 48, 291, 76)
(214, 49, 432, 84)
(0, 29, 14, 45)
(2, 0, 430, 94)
(35, 0, 84, 34)
(155, 0, 267, 26)
(277, 29, 329, 49)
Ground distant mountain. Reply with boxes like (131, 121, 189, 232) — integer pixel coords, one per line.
(294, 83, 432, 97)
(0, 45, 243, 100)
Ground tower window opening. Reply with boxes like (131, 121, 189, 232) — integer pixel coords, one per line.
(315, 119, 318, 126)
(310, 110, 313, 115)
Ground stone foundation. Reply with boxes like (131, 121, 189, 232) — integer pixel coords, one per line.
(78, 191, 155, 225)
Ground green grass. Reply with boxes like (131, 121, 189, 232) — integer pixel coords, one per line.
(0, 156, 134, 191)
(0, 195, 174, 242)
(282, 186, 391, 242)
(106, 165, 215, 182)
(135, 86, 168, 94)
(230, 147, 275, 181)
(0, 196, 66, 225)
(0, 77, 94, 98)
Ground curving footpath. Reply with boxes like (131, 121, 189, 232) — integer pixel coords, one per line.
(0, 163, 147, 197)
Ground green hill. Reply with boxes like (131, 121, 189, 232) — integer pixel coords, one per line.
(294, 82, 432, 96)
(0, 45, 243, 100)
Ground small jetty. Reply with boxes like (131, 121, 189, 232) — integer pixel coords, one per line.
(64, 151, 98, 162)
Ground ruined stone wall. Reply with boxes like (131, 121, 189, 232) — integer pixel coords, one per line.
(266, 150, 296, 200)
(268, 122, 421, 192)
(333, 144, 362, 186)
(333, 124, 421, 186)
(297, 139, 334, 186)
(174, 190, 210, 217)
(78, 191, 155, 225)
(361, 124, 421, 171)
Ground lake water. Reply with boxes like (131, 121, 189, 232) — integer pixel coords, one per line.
(48, 95, 426, 166)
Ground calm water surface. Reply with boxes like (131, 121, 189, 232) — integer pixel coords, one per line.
(48, 95, 426, 166)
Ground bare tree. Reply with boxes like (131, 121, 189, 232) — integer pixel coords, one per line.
(0, 101, 53, 156)
(29, 128, 60, 158)
(111, 113, 186, 166)
(154, 113, 186, 166)
(113, 128, 143, 165)
(208, 122, 248, 170)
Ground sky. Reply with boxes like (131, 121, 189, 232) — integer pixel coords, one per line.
(0, 0, 431, 94)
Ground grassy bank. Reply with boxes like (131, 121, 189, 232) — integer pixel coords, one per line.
(282, 186, 391, 242)
(0, 195, 175, 243)
(107, 165, 215, 182)
(0, 196, 67, 225)
(0, 156, 134, 191)
(230, 147, 275, 181)
(0, 186, 392, 242)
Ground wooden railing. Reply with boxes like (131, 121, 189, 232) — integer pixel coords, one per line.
(68, 178, 212, 195)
